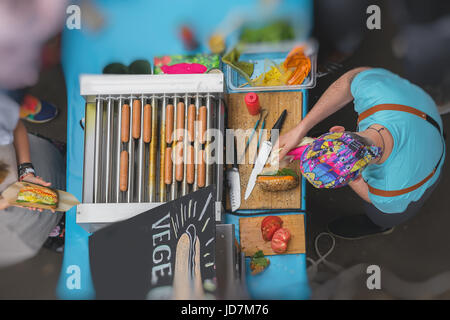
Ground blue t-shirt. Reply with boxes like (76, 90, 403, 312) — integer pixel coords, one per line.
(351, 68, 445, 213)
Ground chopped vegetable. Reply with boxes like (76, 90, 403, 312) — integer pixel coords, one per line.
(249, 46, 311, 87)
(252, 59, 292, 87)
(250, 250, 270, 275)
(283, 46, 311, 85)
(222, 46, 254, 84)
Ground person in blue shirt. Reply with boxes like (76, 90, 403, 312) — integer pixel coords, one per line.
(276, 67, 445, 239)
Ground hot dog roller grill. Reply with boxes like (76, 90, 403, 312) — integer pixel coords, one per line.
(76, 74, 225, 232)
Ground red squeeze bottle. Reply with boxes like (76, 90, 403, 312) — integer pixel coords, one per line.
(244, 92, 261, 115)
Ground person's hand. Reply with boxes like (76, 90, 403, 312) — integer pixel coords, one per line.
(329, 125, 345, 133)
(21, 174, 51, 187)
(18, 174, 54, 212)
(274, 125, 306, 161)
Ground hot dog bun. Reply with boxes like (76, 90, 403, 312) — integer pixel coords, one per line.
(256, 168, 299, 192)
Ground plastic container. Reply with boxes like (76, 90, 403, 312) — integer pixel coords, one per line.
(244, 92, 261, 115)
(224, 39, 318, 93)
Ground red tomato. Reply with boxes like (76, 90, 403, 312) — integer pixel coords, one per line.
(271, 237, 288, 253)
(273, 228, 291, 242)
(261, 216, 283, 241)
(271, 228, 291, 254)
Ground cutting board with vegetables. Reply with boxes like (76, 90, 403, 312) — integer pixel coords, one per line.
(239, 214, 305, 257)
(225, 92, 303, 210)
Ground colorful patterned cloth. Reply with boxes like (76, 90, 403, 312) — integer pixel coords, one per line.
(290, 132, 382, 189)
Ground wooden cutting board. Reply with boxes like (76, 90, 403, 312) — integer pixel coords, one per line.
(239, 214, 305, 257)
(225, 92, 303, 210)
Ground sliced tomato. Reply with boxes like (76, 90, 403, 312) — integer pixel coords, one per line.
(273, 228, 291, 242)
(271, 237, 288, 253)
(271, 228, 291, 254)
(261, 216, 283, 241)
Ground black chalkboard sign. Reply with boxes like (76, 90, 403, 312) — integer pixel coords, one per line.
(89, 186, 217, 299)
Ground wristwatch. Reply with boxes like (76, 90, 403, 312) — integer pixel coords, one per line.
(18, 162, 35, 181)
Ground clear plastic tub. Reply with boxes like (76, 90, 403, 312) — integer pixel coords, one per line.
(224, 39, 318, 93)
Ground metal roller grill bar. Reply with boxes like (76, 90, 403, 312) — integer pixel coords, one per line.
(182, 92, 189, 196)
(136, 95, 145, 202)
(115, 97, 123, 203)
(93, 97, 103, 203)
(171, 95, 178, 201)
(148, 94, 158, 202)
(104, 97, 113, 203)
(159, 95, 167, 202)
(126, 95, 135, 203)
(205, 94, 212, 187)
(193, 93, 200, 192)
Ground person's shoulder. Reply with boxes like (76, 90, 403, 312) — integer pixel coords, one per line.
(351, 68, 398, 88)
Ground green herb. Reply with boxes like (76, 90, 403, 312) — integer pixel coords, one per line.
(274, 168, 298, 178)
(258, 168, 298, 178)
(250, 250, 270, 275)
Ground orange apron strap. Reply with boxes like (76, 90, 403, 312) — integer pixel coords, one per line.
(357, 103, 428, 124)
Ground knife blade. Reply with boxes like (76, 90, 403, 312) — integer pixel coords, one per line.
(244, 140, 272, 200)
(244, 109, 287, 200)
(226, 137, 241, 211)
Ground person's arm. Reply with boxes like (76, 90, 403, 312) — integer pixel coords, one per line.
(13, 120, 50, 185)
(12, 120, 52, 212)
(276, 67, 372, 160)
(348, 175, 371, 203)
(13, 120, 31, 165)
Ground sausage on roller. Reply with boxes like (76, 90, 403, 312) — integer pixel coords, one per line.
(186, 145, 195, 184)
(121, 104, 130, 143)
(176, 101, 185, 141)
(143, 104, 151, 143)
(198, 106, 207, 144)
(187, 104, 196, 142)
(165, 104, 174, 144)
(164, 147, 173, 185)
(175, 143, 184, 182)
(132, 100, 141, 139)
(197, 149, 206, 188)
(119, 150, 129, 191)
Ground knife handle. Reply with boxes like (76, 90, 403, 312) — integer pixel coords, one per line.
(270, 109, 287, 143)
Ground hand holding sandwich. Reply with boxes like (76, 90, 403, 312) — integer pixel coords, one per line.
(17, 175, 54, 212)
(3, 175, 55, 212)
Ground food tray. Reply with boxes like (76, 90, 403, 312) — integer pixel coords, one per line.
(225, 39, 318, 93)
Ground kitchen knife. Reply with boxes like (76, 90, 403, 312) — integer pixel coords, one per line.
(244, 109, 287, 200)
(226, 137, 241, 212)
